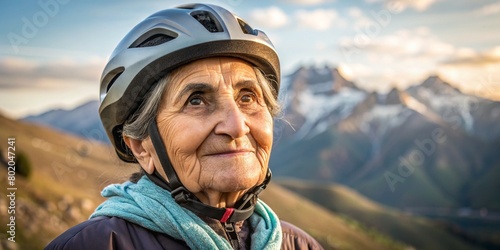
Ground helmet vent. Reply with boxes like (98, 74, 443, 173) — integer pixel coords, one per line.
(134, 34, 176, 48)
(237, 18, 257, 35)
(106, 71, 123, 93)
(191, 11, 223, 33)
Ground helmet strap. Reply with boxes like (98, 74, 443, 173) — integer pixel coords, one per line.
(146, 120, 271, 223)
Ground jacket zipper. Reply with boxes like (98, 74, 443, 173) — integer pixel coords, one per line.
(224, 222, 240, 250)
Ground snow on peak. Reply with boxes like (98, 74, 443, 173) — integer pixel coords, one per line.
(294, 87, 366, 139)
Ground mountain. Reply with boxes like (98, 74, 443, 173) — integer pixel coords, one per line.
(276, 66, 366, 141)
(406, 76, 500, 141)
(22, 100, 109, 143)
(270, 66, 500, 211)
(0, 114, 406, 250)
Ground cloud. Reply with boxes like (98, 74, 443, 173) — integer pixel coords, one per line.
(0, 57, 105, 90)
(295, 9, 339, 30)
(438, 59, 500, 101)
(279, 0, 336, 6)
(366, 0, 438, 12)
(340, 27, 456, 61)
(248, 6, 289, 29)
(339, 26, 500, 100)
(406, 0, 438, 11)
(442, 46, 500, 66)
(347, 7, 364, 19)
(473, 2, 500, 16)
(338, 27, 464, 91)
(346, 7, 376, 29)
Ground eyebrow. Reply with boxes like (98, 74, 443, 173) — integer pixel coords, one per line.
(235, 79, 260, 91)
(175, 83, 215, 104)
(173, 80, 261, 104)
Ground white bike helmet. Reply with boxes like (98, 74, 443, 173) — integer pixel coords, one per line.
(98, 3, 280, 162)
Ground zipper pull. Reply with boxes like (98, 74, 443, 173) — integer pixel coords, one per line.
(224, 222, 240, 250)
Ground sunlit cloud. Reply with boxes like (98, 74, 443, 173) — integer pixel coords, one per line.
(347, 7, 364, 19)
(338, 27, 461, 92)
(295, 9, 339, 30)
(366, 0, 439, 12)
(0, 57, 105, 89)
(279, 0, 336, 6)
(248, 6, 289, 29)
(438, 63, 500, 101)
(473, 2, 500, 16)
(438, 46, 500, 100)
(339, 30, 500, 100)
(346, 7, 377, 29)
(340, 27, 456, 60)
(443, 46, 500, 66)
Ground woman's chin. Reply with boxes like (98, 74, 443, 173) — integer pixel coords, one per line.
(210, 175, 259, 193)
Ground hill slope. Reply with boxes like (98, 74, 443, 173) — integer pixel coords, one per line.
(277, 178, 495, 250)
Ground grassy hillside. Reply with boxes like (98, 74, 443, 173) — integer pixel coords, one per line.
(0, 113, 138, 249)
(260, 183, 406, 250)
(276, 178, 494, 250)
(0, 114, 404, 249)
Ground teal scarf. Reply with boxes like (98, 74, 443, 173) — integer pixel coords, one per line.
(90, 176, 282, 249)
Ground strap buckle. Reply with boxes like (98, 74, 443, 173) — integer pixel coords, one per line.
(171, 186, 190, 204)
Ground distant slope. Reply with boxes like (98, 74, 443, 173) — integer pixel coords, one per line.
(22, 100, 109, 143)
(0, 114, 403, 250)
(276, 178, 491, 250)
(260, 183, 406, 250)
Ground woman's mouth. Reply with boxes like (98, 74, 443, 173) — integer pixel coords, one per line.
(205, 149, 254, 157)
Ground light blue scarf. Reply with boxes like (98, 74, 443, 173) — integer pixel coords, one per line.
(90, 176, 282, 250)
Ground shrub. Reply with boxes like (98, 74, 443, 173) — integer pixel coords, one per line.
(16, 151, 32, 178)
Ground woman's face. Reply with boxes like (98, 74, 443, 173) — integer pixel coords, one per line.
(155, 57, 273, 198)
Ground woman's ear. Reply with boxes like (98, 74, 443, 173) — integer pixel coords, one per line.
(123, 136, 155, 174)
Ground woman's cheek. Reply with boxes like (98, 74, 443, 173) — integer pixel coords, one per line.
(161, 117, 209, 180)
(251, 112, 273, 166)
(254, 112, 274, 149)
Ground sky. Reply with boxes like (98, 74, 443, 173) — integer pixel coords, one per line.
(0, 0, 499, 118)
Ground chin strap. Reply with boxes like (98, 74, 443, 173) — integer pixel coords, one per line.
(147, 121, 271, 223)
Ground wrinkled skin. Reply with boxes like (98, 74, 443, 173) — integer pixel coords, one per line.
(125, 57, 273, 207)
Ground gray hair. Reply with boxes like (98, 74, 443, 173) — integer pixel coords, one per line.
(122, 67, 281, 141)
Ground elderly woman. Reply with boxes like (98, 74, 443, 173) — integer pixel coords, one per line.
(46, 3, 323, 250)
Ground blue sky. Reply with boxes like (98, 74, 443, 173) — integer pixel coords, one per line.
(1, 0, 499, 118)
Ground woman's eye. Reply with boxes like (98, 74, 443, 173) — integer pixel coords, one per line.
(240, 93, 255, 104)
(188, 95, 204, 106)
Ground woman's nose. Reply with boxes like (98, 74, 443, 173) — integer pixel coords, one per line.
(214, 100, 250, 139)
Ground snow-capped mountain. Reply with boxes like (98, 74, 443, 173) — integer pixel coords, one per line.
(277, 68, 500, 144)
(406, 76, 500, 140)
(271, 65, 500, 210)
(277, 66, 367, 140)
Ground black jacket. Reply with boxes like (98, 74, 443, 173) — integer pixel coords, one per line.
(45, 216, 324, 249)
